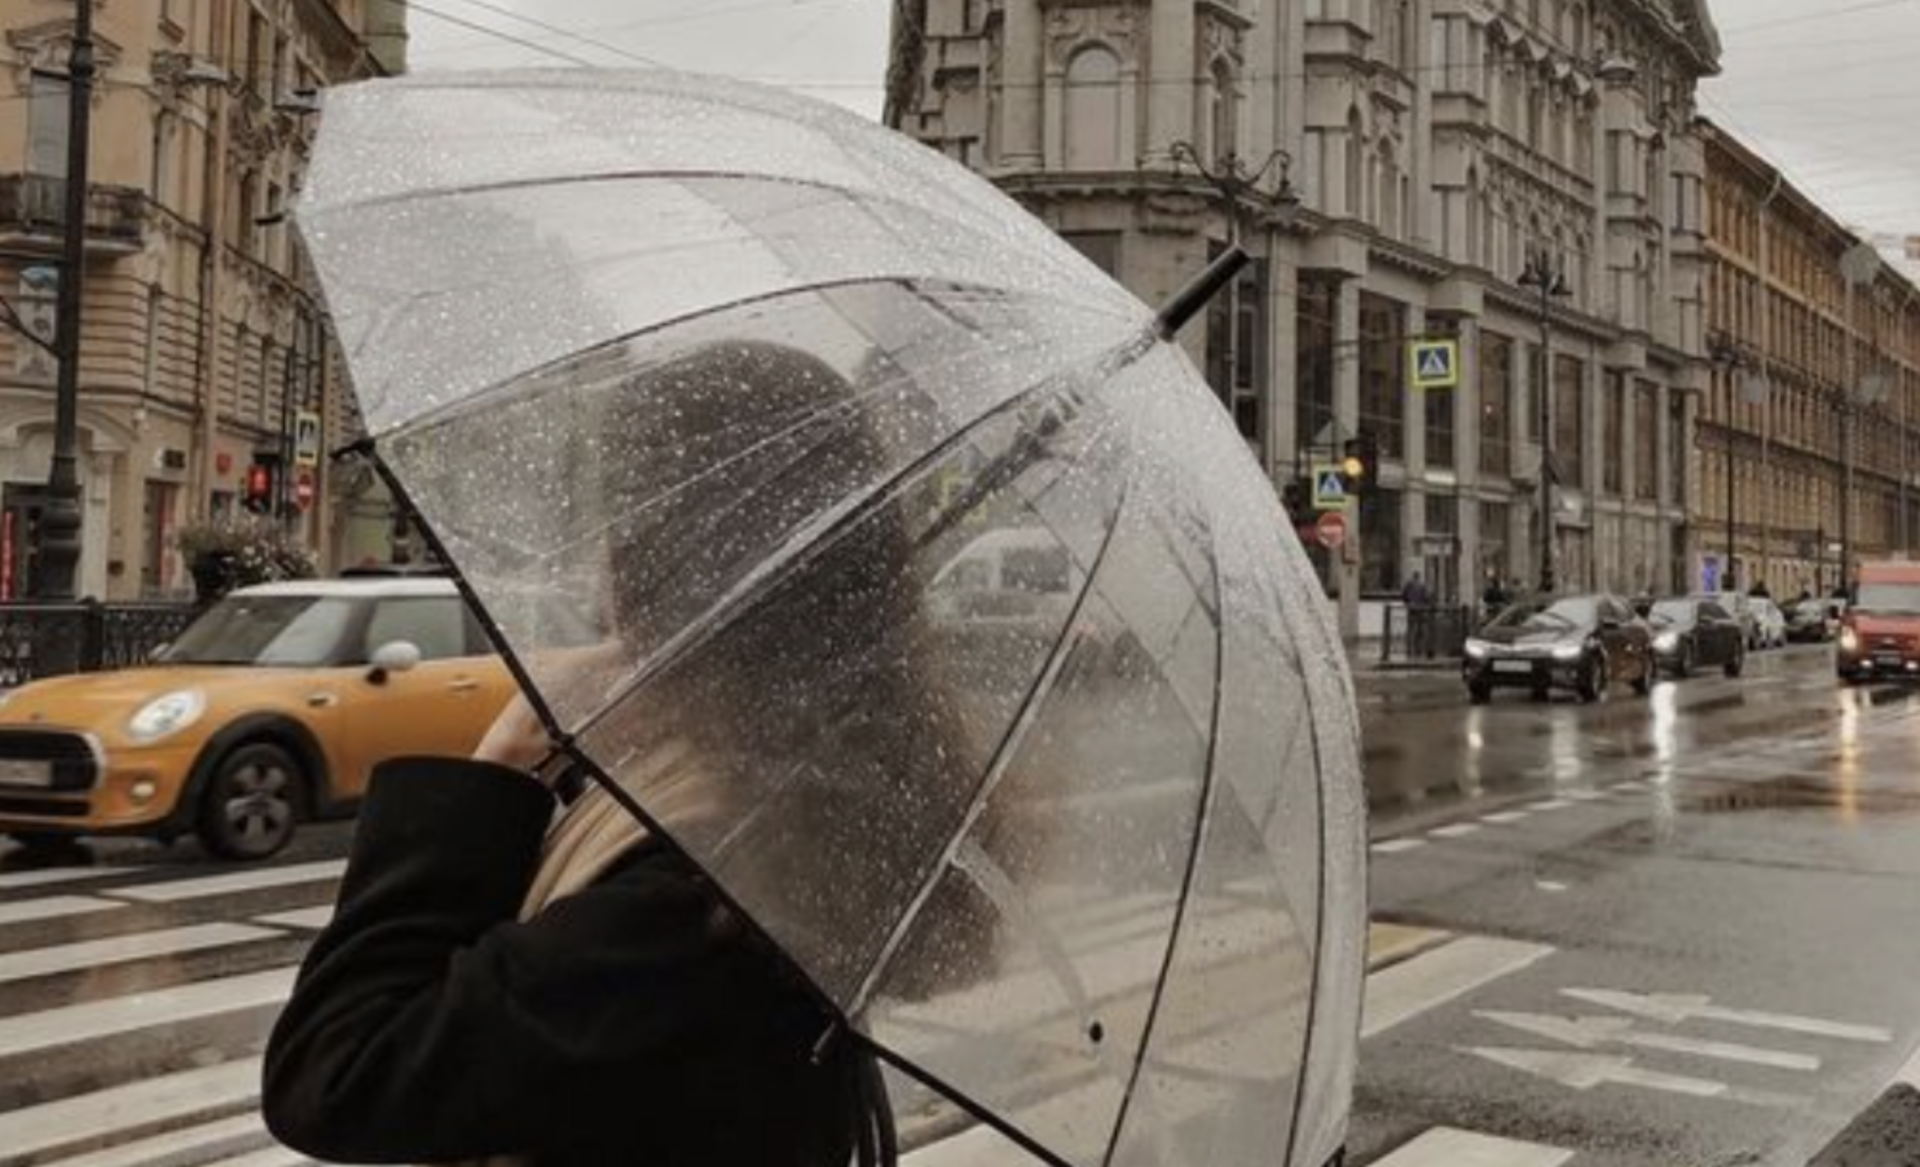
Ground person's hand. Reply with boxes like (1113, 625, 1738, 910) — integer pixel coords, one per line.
(474, 693, 560, 782)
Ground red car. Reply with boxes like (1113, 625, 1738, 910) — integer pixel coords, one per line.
(1837, 562, 1920, 683)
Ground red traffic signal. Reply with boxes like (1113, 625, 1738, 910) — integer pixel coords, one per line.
(244, 463, 275, 512)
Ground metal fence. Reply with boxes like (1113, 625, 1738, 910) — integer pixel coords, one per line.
(0, 602, 201, 688)
(1380, 603, 1476, 664)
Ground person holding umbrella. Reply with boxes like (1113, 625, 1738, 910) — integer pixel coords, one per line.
(261, 343, 937, 1167)
(268, 68, 1369, 1167)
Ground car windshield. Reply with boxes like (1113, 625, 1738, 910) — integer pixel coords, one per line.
(1650, 600, 1696, 625)
(1490, 596, 1596, 633)
(1854, 582, 1920, 615)
(162, 595, 359, 667)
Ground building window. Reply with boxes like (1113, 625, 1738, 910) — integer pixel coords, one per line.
(1063, 46, 1123, 170)
(1635, 379, 1658, 501)
(1481, 332, 1513, 476)
(27, 73, 69, 178)
(1424, 492, 1459, 603)
(1296, 279, 1337, 467)
(1206, 251, 1264, 443)
(1061, 232, 1120, 277)
(1669, 393, 1687, 504)
(1425, 369, 1456, 469)
(142, 481, 178, 598)
(1603, 372, 1625, 495)
(1361, 487, 1402, 594)
(1360, 293, 1406, 460)
(1554, 353, 1584, 487)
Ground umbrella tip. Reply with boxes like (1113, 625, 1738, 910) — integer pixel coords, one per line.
(1152, 246, 1252, 342)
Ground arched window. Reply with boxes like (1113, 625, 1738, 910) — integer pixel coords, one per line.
(1064, 46, 1123, 171)
(1209, 60, 1239, 162)
(1379, 143, 1400, 235)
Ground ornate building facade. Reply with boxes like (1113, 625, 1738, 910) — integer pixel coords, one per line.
(1701, 122, 1920, 596)
(0, 0, 395, 601)
(889, 0, 1722, 626)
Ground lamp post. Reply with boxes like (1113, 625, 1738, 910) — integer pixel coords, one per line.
(36, 0, 96, 601)
(1707, 336, 1753, 592)
(1519, 249, 1572, 594)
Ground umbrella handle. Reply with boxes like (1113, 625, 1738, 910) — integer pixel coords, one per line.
(1152, 245, 1252, 341)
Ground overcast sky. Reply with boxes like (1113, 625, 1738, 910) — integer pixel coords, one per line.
(405, 0, 1920, 244)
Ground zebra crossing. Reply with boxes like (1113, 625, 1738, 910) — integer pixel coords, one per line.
(0, 849, 342, 1167)
(0, 837, 1582, 1167)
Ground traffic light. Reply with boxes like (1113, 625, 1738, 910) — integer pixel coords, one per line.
(243, 463, 275, 513)
(1342, 432, 1380, 495)
(1281, 478, 1309, 525)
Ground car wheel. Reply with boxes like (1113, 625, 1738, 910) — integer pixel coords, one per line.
(1468, 680, 1493, 705)
(1669, 643, 1693, 679)
(1576, 652, 1608, 703)
(1724, 644, 1746, 679)
(196, 741, 304, 861)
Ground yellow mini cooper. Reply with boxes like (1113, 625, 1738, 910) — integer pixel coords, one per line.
(0, 578, 524, 859)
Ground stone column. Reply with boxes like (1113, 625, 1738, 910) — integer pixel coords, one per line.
(1002, 0, 1046, 170)
(1265, 244, 1300, 486)
(1145, 0, 1196, 165)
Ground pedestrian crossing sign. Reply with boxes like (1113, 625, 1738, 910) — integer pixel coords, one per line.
(1409, 338, 1460, 390)
(1312, 464, 1350, 511)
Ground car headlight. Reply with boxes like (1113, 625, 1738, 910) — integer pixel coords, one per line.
(1552, 642, 1585, 661)
(1464, 638, 1491, 659)
(1653, 632, 1680, 653)
(127, 690, 206, 744)
(1839, 627, 1860, 652)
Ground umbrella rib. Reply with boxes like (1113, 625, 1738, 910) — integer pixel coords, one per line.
(1098, 507, 1231, 1167)
(843, 377, 1140, 1013)
(861, 1041, 1079, 1167)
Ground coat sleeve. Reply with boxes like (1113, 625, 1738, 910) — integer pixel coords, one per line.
(260, 757, 749, 1164)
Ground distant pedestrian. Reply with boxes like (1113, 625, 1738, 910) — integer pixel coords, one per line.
(1482, 575, 1510, 615)
(1402, 573, 1432, 609)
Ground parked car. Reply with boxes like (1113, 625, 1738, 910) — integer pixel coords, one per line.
(1836, 562, 1920, 683)
(1786, 596, 1846, 643)
(1749, 596, 1789, 649)
(1694, 592, 1768, 649)
(1649, 597, 1747, 678)
(1462, 593, 1655, 704)
(0, 578, 521, 859)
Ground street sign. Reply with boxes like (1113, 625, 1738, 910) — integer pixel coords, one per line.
(1409, 338, 1460, 390)
(1316, 511, 1348, 550)
(293, 471, 316, 510)
(1311, 464, 1350, 511)
(293, 411, 322, 468)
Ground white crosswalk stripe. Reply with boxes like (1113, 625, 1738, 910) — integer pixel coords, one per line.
(0, 923, 279, 987)
(0, 895, 126, 927)
(105, 861, 347, 904)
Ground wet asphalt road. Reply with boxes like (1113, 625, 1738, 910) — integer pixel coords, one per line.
(0, 643, 1913, 1166)
(1353, 643, 1920, 1166)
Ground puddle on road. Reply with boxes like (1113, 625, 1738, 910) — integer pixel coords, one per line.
(1680, 775, 1920, 817)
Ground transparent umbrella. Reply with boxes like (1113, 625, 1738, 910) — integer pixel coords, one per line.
(297, 70, 1364, 1167)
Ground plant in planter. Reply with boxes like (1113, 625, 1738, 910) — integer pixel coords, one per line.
(174, 516, 318, 603)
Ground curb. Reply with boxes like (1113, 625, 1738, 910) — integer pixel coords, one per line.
(1809, 1047, 1920, 1165)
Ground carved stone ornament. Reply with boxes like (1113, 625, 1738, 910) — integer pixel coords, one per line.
(1043, 1, 1144, 65)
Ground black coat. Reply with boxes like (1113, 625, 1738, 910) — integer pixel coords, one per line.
(263, 758, 857, 1167)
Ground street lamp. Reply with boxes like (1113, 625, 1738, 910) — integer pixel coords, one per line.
(1519, 250, 1572, 594)
(1708, 336, 1762, 592)
(1166, 142, 1304, 244)
(35, 0, 97, 601)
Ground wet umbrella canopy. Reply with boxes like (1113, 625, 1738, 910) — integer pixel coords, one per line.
(296, 70, 1364, 1167)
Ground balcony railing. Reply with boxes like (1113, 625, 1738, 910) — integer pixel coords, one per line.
(0, 174, 146, 252)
